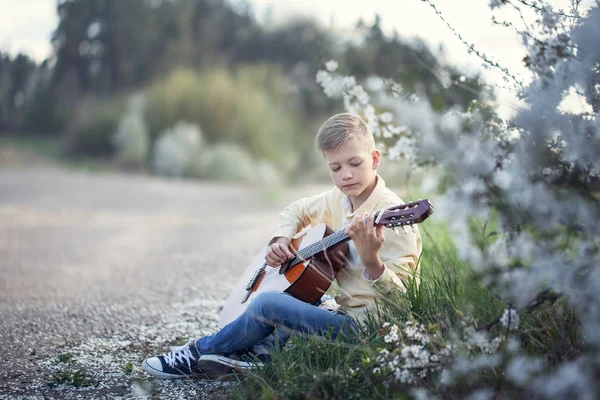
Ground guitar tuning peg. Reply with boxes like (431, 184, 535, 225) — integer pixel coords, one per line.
(402, 226, 408, 234)
(411, 225, 416, 233)
(393, 227, 400, 236)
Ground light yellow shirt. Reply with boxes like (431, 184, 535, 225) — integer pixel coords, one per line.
(270, 175, 423, 322)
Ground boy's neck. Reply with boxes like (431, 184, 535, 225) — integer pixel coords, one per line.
(349, 174, 378, 212)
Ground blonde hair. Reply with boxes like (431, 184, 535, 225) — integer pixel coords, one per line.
(316, 113, 375, 152)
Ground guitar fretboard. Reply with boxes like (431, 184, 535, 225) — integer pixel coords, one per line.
(288, 228, 349, 267)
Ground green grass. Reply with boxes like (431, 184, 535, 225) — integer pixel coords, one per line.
(0, 135, 116, 173)
(231, 220, 581, 399)
(0, 135, 63, 157)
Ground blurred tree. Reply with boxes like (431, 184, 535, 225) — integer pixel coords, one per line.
(51, 0, 180, 96)
(0, 52, 38, 132)
(342, 16, 486, 111)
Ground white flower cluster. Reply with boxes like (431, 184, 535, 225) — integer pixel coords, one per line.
(463, 326, 503, 354)
(152, 122, 203, 177)
(373, 321, 452, 385)
(316, 65, 419, 161)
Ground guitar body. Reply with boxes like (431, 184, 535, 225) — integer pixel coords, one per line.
(218, 223, 348, 329)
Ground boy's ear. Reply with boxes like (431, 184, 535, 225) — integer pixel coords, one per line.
(371, 149, 381, 170)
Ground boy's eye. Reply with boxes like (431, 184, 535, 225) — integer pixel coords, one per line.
(351, 162, 362, 167)
(331, 167, 341, 172)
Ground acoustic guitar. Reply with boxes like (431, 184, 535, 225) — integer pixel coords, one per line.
(218, 199, 433, 328)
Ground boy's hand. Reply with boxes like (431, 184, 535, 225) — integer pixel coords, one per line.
(345, 212, 386, 277)
(265, 237, 295, 267)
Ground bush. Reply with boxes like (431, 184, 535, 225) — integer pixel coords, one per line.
(152, 122, 203, 178)
(144, 65, 302, 174)
(23, 88, 68, 135)
(62, 96, 124, 157)
(112, 94, 149, 169)
(197, 142, 256, 182)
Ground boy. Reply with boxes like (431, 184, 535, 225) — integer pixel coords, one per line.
(142, 113, 422, 378)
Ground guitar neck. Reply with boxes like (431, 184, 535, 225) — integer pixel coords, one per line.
(289, 228, 350, 268)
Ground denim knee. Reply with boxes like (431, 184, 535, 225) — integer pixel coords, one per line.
(247, 291, 288, 320)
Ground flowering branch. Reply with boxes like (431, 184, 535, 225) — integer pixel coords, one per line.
(510, 0, 583, 20)
(420, 0, 524, 88)
(476, 288, 561, 331)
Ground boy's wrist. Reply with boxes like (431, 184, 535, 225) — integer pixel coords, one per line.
(364, 257, 385, 279)
(270, 236, 290, 246)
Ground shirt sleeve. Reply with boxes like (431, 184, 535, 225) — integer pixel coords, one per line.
(270, 189, 333, 243)
(361, 226, 422, 293)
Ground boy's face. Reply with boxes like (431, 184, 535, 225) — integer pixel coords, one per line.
(323, 137, 380, 199)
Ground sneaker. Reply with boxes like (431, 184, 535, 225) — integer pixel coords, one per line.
(198, 350, 269, 377)
(142, 339, 204, 379)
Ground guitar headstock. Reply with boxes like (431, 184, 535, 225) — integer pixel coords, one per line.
(376, 199, 433, 228)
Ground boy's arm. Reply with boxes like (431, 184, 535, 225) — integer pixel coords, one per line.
(347, 211, 422, 293)
(269, 189, 333, 244)
(266, 190, 333, 267)
(366, 227, 422, 294)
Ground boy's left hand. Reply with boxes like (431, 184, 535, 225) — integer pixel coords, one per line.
(345, 212, 385, 269)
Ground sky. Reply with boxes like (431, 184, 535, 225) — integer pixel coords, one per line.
(0, 0, 592, 118)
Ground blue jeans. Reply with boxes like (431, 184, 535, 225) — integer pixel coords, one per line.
(195, 291, 358, 355)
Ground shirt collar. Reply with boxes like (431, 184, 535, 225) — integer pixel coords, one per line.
(343, 175, 387, 218)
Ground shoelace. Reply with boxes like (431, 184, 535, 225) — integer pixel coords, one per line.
(164, 339, 197, 369)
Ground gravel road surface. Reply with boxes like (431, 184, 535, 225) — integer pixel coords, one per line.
(0, 166, 328, 399)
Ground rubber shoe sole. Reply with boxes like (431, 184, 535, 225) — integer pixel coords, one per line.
(198, 354, 264, 377)
(142, 359, 204, 379)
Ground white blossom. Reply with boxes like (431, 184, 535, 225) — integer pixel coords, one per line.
(500, 309, 520, 331)
(325, 60, 338, 72)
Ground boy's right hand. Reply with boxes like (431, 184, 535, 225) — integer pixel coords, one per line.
(265, 238, 295, 267)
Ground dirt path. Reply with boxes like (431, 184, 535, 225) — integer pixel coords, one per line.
(0, 166, 328, 399)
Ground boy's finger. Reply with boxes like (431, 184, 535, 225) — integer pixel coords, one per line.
(274, 248, 287, 260)
(359, 212, 367, 227)
(375, 224, 385, 240)
(369, 212, 376, 228)
(265, 255, 277, 266)
(345, 226, 354, 237)
(363, 213, 373, 228)
(279, 245, 293, 259)
(285, 249, 295, 259)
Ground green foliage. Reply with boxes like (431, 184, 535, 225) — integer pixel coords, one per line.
(63, 96, 124, 157)
(123, 362, 134, 374)
(236, 335, 393, 400)
(23, 87, 68, 134)
(144, 66, 302, 172)
(52, 369, 89, 387)
(56, 353, 73, 364)
(52, 353, 91, 388)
